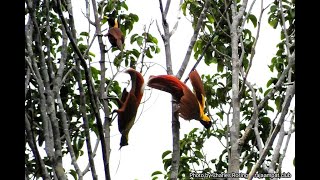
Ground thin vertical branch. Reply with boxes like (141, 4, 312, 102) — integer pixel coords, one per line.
(159, 0, 173, 75)
(158, 0, 179, 179)
(91, 0, 112, 173)
(54, 0, 110, 179)
(25, 66, 31, 98)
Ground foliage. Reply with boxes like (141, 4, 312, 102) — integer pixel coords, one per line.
(152, 0, 295, 179)
(25, 0, 159, 179)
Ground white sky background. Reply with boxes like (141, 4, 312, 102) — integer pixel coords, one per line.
(63, 0, 295, 179)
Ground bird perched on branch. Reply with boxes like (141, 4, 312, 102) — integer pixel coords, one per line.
(147, 70, 212, 129)
(104, 17, 124, 51)
(114, 68, 144, 149)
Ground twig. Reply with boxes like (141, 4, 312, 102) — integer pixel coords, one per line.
(140, 20, 154, 73)
(239, 1, 269, 96)
(169, 0, 183, 37)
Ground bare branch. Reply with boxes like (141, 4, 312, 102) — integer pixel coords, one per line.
(269, 122, 285, 173)
(239, 52, 295, 147)
(169, 0, 183, 37)
(81, 10, 95, 26)
(90, 1, 112, 178)
(277, 109, 295, 173)
(155, 20, 164, 38)
(176, 0, 210, 79)
(248, 83, 295, 180)
(159, 0, 173, 75)
(25, 65, 31, 98)
(140, 20, 154, 73)
(239, 1, 267, 96)
(164, 0, 171, 18)
(55, 92, 83, 179)
(239, 0, 256, 34)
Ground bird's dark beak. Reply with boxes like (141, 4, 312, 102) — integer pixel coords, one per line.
(200, 120, 212, 129)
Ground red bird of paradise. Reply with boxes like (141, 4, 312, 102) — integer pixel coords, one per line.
(147, 70, 212, 129)
(115, 68, 144, 148)
(104, 18, 124, 50)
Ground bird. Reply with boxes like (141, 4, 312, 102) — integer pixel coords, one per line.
(104, 17, 124, 51)
(114, 68, 144, 148)
(147, 69, 212, 129)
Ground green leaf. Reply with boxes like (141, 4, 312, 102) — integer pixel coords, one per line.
(270, 5, 277, 12)
(216, 111, 223, 120)
(181, 2, 187, 16)
(264, 88, 272, 97)
(217, 62, 224, 72)
(275, 96, 282, 111)
(194, 151, 204, 158)
(266, 77, 277, 87)
(162, 150, 172, 159)
(155, 46, 160, 53)
(89, 52, 95, 57)
(146, 48, 153, 58)
(69, 169, 78, 180)
(136, 36, 144, 46)
(163, 158, 171, 171)
(129, 13, 139, 22)
(190, 128, 198, 134)
(269, 17, 278, 29)
(131, 49, 140, 58)
(206, 13, 215, 23)
(130, 34, 139, 44)
(151, 171, 163, 176)
(90, 67, 100, 80)
(80, 32, 89, 36)
(248, 14, 257, 27)
(121, 1, 128, 10)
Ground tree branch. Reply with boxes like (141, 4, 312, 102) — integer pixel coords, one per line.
(169, 0, 183, 37)
(176, 0, 210, 79)
(25, 4, 59, 177)
(276, 109, 295, 173)
(248, 82, 295, 180)
(239, 52, 295, 147)
(54, 0, 110, 179)
(159, 0, 173, 75)
(25, 113, 51, 180)
(158, 0, 180, 179)
(90, 1, 112, 178)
